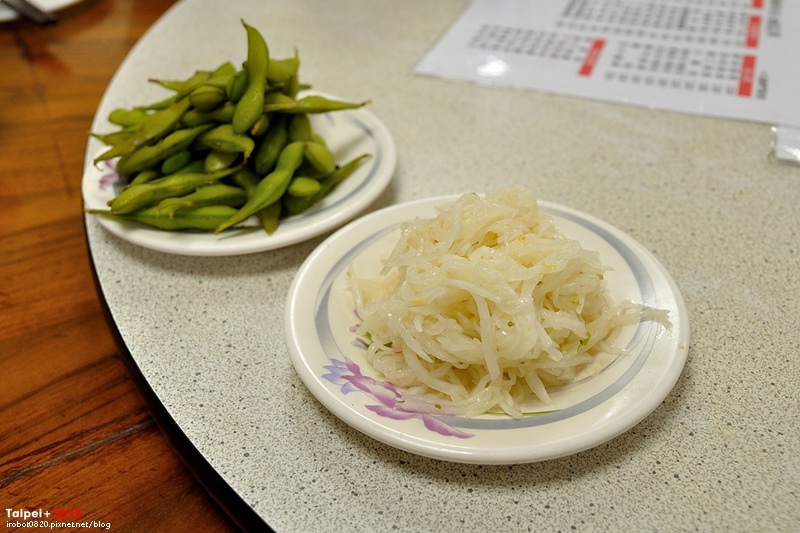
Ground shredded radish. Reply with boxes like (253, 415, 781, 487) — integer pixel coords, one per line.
(350, 187, 664, 417)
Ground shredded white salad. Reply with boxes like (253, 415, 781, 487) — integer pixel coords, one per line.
(349, 187, 667, 418)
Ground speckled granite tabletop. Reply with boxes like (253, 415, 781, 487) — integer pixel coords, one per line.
(83, 0, 800, 531)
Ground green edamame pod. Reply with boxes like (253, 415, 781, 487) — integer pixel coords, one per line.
(135, 98, 193, 139)
(110, 166, 239, 215)
(267, 51, 299, 84)
(287, 176, 322, 197)
(143, 94, 179, 111)
(115, 168, 162, 197)
(226, 69, 249, 102)
(122, 161, 202, 192)
(229, 167, 280, 233)
(250, 113, 271, 137)
(181, 101, 236, 127)
(277, 94, 370, 114)
(229, 167, 261, 195)
(204, 150, 241, 172)
(189, 85, 227, 112)
(253, 115, 289, 175)
(160, 149, 192, 175)
(303, 141, 336, 175)
(262, 92, 297, 112)
(195, 123, 255, 158)
(284, 153, 370, 215)
(150, 70, 209, 98)
(149, 79, 185, 93)
(156, 183, 247, 218)
(95, 98, 193, 164)
(115, 124, 211, 176)
(206, 61, 237, 86)
(87, 205, 240, 231)
(311, 132, 329, 148)
(128, 169, 162, 187)
(284, 73, 302, 99)
(232, 21, 269, 134)
(108, 107, 148, 127)
(203, 74, 234, 92)
(288, 113, 313, 142)
(172, 160, 206, 175)
(214, 140, 305, 233)
(91, 129, 135, 147)
(258, 200, 282, 234)
(174, 70, 212, 99)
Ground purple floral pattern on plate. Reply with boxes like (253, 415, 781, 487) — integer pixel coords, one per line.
(322, 357, 473, 439)
(97, 159, 119, 191)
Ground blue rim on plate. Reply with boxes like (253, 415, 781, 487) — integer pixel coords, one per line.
(285, 195, 690, 464)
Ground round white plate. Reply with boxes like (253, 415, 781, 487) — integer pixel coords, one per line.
(0, 0, 80, 22)
(285, 195, 690, 464)
(81, 103, 396, 256)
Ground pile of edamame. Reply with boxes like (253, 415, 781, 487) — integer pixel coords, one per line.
(87, 20, 371, 235)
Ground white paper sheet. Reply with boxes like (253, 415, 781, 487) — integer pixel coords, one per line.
(417, 0, 800, 130)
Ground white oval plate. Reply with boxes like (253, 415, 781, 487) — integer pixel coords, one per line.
(285, 195, 690, 464)
(82, 102, 396, 256)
